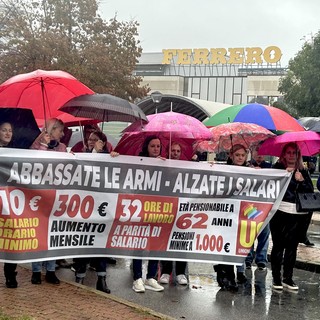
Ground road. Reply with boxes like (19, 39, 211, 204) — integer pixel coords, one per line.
(54, 253, 320, 320)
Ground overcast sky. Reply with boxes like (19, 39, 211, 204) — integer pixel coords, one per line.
(99, 0, 319, 66)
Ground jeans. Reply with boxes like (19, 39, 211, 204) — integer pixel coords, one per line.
(74, 258, 107, 278)
(245, 223, 270, 265)
(236, 263, 245, 273)
(161, 261, 187, 275)
(32, 260, 56, 272)
(132, 259, 158, 280)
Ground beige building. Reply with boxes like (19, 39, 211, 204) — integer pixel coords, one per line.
(135, 47, 286, 112)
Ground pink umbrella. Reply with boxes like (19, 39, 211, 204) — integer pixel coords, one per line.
(114, 112, 212, 160)
(0, 69, 94, 121)
(121, 112, 212, 139)
(194, 122, 275, 153)
(258, 131, 320, 156)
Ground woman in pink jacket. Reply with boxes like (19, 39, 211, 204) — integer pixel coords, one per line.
(30, 118, 66, 285)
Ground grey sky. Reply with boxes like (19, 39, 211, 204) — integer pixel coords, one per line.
(99, 0, 319, 66)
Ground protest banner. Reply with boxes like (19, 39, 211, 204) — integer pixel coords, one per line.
(0, 148, 291, 265)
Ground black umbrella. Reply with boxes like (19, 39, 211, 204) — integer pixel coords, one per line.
(298, 117, 320, 132)
(0, 108, 40, 149)
(59, 94, 147, 123)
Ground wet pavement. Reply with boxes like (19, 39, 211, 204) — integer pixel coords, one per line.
(1, 213, 320, 320)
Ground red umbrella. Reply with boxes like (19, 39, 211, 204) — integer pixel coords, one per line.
(0, 69, 94, 121)
(258, 131, 320, 156)
(194, 122, 275, 153)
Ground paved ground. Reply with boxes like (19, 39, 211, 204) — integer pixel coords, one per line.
(1, 213, 320, 320)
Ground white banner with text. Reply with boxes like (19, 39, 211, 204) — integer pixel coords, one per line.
(0, 149, 291, 264)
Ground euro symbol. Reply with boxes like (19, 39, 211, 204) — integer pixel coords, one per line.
(98, 202, 109, 217)
(224, 242, 230, 253)
(29, 196, 41, 211)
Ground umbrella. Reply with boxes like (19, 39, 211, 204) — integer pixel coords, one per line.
(0, 108, 40, 149)
(121, 112, 211, 139)
(298, 117, 320, 132)
(0, 69, 94, 121)
(59, 93, 147, 123)
(36, 113, 100, 128)
(258, 131, 320, 156)
(204, 103, 304, 133)
(114, 112, 212, 160)
(194, 122, 275, 153)
(115, 133, 196, 160)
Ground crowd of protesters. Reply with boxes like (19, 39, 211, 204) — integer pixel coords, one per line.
(1, 119, 318, 296)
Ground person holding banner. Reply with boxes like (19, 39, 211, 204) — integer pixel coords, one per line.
(160, 142, 188, 285)
(71, 124, 100, 152)
(132, 135, 165, 293)
(245, 151, 271, 271)
(214, 144, 249, 291)
(30, 118, 67, 285)
(1, 121, 18, 288)
(73, 129, 119, 294)
(270, 142, 313, 291)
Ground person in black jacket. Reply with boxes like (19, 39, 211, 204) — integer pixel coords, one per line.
(1, 121, 18, 288)
(270, 142, 314, 291)
(214, 144, 249, 291)
(73, 130, 119, 294)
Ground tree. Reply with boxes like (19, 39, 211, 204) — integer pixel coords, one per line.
(0, 0, 149, 100)
(278, 31, 320, 117)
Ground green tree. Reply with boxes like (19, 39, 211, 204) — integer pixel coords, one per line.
(278, 31, 320, 117)
(0, 0, 149, 100)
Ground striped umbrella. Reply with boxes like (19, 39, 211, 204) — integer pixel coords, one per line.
(204, 103, 304, 133)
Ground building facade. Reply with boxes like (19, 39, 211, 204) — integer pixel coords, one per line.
(134, 46, 286, 105)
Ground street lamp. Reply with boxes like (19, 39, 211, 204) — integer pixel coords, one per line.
(150, 91, 163, 113)
(150, 91, 163, 103)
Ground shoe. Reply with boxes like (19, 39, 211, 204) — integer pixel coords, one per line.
(5, 272, 18, 288)
(75, 276, 84, 284)
(303, 239, 315, 247)
(176, 274, 188, 285)
(96, 276, 111, 294)
(282, 278, 299, 290)
(159, 273, 170, 284)
(215, 266, 228, 289)
(237, 272, 247, 284)
(272, 278, 283, 290)
(227, 280, 239, 292)
(45, 271, 60, 284)
(257, 263, 267, 271)
(245, 262, 252, 270)
(133, 278, 145, 293)
(31, 272, 42, 284)
(55, 259, 72, 268)
(144, 278, 164, 292)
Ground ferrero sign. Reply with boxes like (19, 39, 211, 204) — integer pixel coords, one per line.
(162, 46, 282, 65)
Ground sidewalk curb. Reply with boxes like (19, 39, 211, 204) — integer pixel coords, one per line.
(64, 279, 176, 320)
